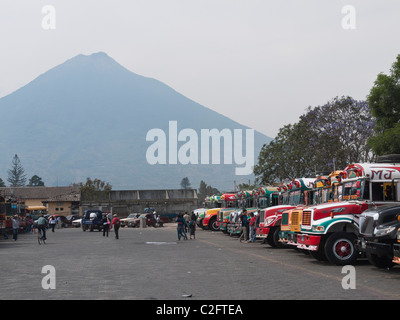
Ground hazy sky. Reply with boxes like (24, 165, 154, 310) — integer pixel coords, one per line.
(1, 0, 400, 138)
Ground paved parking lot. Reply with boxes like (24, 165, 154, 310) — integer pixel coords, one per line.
(2, 224, 400, 301)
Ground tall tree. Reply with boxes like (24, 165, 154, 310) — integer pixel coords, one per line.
(300, 96, 374, 169)
(254, 122, 310, 183)
(28, 175, 45, 186)
(7, 154, 27, 187)
(254, 96, 374, 185)
(180, 177, 191, 189)
(80, 177, 112, 192)
(197, 180, 220, 204)
(367, 54, 400, 155)
(79, 177, 112, 202)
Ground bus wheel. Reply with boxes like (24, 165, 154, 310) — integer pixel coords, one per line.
(209, 217, 219, 232)
(272, 228, 286, 248)
(310, 248, 327, 261)
(324, 232, 357, 266)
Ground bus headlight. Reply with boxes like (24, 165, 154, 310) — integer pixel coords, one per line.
(265, 217, 276, 226)
(312, 226, 324, 232)
(375, 226, 396, 237)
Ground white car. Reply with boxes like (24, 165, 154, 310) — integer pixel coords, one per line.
(120, 213, 140, 227)
(72, 218, 82, 228)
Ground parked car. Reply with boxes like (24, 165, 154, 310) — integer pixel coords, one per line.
(128, 213, 169, 228)
(72, 218, 82, 228)
(120, 213, 140, 227)
(66, 215, 80, 224)
(81, 210, 104, 231)
(50, 214, 72, 228)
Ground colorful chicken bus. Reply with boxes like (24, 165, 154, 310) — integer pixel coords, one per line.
(196, 195, 222, 230)
(224, 191, 256, 236)
(257, 178, 315, 248)
(280, 171, 343, 246)
(279, 176, 325, 245)
(216, 193, 239, 233)
(257, 186, 280, 209)
(203, 194, 238, 232)
(297, 161, 400, 265)
(227, 207, 259, 237)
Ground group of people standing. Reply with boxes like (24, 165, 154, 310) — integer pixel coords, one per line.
(176, 211, 196, 240)
(101, 212, 121, 239)
(240, 209, 260, 243)
(8, 214, 48, 241)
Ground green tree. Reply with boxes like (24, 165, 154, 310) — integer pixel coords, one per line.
(79, 177, 112, 201)
(180, 177, 191, 189)
(254, 96, 374, 185)
(254, 122, 310, 184)
(0, 178, 6, 187)
(80, 177, 112, 192)
(300, 96, 374, 169)
(28, 175, 45, 186)
(367, 54, 400, 155)
(7, 154, 27, 187)
(198, 180, 220, 204)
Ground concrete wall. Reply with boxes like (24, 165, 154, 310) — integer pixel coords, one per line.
(80, 189, 199, 217)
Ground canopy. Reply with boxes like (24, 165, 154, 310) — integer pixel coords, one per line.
(26, 206, 47, 211)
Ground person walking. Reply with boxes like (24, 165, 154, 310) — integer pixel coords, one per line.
(101, 213, 110, 237)
(241, 209, 249, 242)
(11, 215, 19, 241)
(176, 213, 187, 240)
(49, 216, 56, 232)
(112, 214, 121, 239)
(249, 212, 256, 242)
(188, 215, 196, 239)
(183, 212, 190, 233)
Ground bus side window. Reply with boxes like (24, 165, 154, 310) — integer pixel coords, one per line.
(371, 182, 384, 202)
(362, 181, 370, 200)
(384, 183, 393, 201)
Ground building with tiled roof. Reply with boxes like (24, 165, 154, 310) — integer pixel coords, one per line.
(0, 186, 80, 216)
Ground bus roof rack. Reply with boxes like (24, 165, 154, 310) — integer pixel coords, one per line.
(375, 154, 400, 164)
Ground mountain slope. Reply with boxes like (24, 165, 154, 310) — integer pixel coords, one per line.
(0, 52, 271, 190)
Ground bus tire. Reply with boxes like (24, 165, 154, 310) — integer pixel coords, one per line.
(324, 232, 358, 266)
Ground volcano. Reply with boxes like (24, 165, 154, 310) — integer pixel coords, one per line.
(0, 52, 271, 190)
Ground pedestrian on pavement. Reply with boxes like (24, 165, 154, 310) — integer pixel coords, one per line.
(56, 216, 61, 229)
(49, 215, 57, 232)
(112, 214, 121, 239)
(102, 213, 110, 237)
(241, 209, 249, 242)
(189, 215, 196, 239)
(11, 215, 19, 241)
(249, 212, 256, 242)
(26, 215, 33, 234)
(176, 213, 187, 240)
(183, 211, 190, 233)
(256, 210, 261, 228)
(152, 211, 157, 228)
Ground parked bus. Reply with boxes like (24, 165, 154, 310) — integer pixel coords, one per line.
(297, 161, 400, 265)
